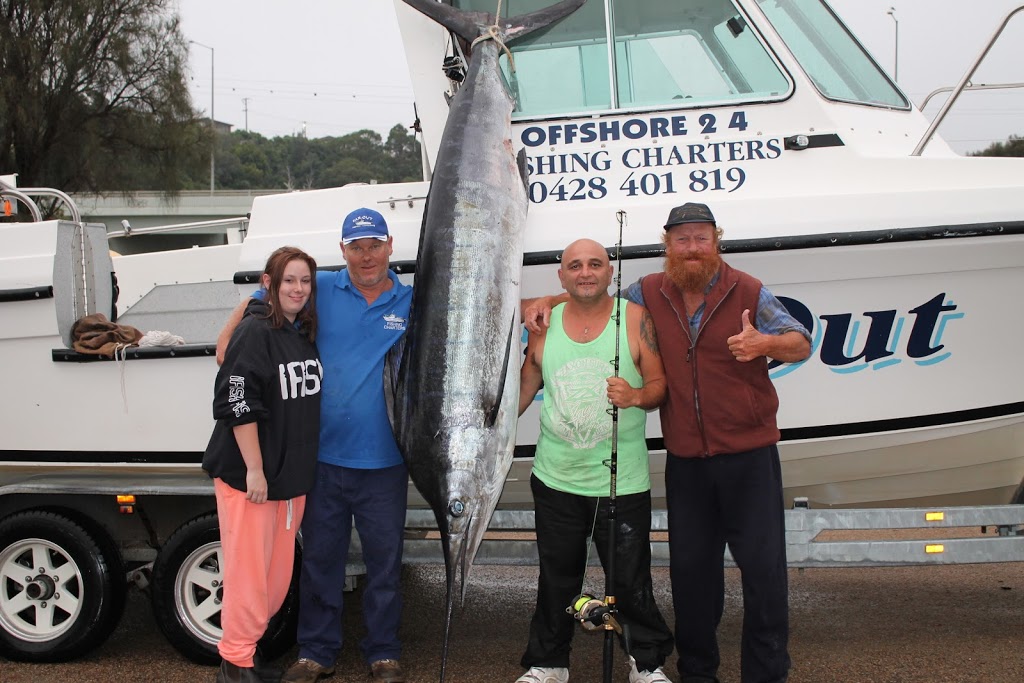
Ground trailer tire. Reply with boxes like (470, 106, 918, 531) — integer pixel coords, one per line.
(151, 513, 300, 665)
(0, 511, 126, 662)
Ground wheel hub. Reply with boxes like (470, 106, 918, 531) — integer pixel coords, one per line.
(24, 574, 57, 601)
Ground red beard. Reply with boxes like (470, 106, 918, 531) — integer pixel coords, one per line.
(666, 250, 721, 293)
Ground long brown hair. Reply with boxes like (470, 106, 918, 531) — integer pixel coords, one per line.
(260, 246, 318, 342)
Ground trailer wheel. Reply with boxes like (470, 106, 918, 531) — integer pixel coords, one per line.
(0, 511, 126, 662)
(151, 513, 300, 665)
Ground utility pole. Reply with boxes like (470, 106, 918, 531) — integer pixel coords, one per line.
(189, 40, 216, 193)
(886, 7, 899, 82)
(242, 97, 250, 132)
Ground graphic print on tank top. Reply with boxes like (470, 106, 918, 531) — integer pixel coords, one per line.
(548, 356, 614, 449)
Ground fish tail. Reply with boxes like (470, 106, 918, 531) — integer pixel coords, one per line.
(505, 0, 587, 43)
(401, 0, 493, 42)
(401, 0, 586, 45)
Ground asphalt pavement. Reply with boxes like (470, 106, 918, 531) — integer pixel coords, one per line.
(2, 562, 1023, 682)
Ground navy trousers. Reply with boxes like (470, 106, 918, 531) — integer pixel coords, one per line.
(521, 475, 674, 672)
(666, 445, 790, 683)
(296, 461, 408, 666)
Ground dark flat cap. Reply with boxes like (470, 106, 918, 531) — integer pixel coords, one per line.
(664, 202, 716, 228)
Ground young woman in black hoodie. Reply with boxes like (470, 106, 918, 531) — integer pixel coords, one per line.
(203, 246, 322, 683)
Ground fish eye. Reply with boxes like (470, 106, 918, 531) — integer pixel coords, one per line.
(448, 500, 465, 517)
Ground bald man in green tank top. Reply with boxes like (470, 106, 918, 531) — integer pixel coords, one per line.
(514, 239, 674, 683)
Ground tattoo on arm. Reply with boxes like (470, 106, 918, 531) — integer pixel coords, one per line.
(640, 310, 659, 354)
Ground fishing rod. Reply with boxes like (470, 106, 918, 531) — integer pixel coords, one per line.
(568, 209, 628, 683)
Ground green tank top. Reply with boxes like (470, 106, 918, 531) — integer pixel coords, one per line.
(534, 299, 651, 497)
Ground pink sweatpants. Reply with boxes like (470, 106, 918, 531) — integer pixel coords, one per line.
(214, 478, 306, 667)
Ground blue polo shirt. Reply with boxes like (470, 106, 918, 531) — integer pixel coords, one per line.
(314, 269, 412, 468)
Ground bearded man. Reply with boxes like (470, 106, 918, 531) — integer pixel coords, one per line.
(524, 202, 811, 683)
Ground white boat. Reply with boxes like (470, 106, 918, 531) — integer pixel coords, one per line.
(4, 0, 1024, 511)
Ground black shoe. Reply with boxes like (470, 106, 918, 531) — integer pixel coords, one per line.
(253, 651, 283, 683)
(216, 660, 263, 683)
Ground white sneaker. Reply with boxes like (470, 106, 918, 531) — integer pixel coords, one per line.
(628, 657, 672, 683)
(515, 666, 570, 683)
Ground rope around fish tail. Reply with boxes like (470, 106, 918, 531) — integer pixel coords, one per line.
(471, 0, 517, 71)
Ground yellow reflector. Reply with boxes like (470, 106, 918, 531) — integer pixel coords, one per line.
(925, 544, 945, 554)
(925, 511, 945, 522)
(116, 495, 136, 504)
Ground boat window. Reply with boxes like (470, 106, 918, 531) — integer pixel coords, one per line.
(453, 0, 790, 119)
(756, 0, 908, 108)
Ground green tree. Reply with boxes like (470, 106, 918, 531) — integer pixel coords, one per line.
(971, 135, 1024, 157)
(383, 124, 424, 182)
(0, 0, 207, 199)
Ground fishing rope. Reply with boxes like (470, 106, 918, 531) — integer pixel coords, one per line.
(471, 0, 516, 71)
(114, 343, 131, 413)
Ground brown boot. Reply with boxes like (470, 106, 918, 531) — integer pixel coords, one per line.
(280, 658, 336, 683)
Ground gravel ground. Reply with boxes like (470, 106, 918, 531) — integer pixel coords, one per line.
(2, 562, 1023, 683)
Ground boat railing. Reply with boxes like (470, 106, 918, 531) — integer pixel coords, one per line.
(913, 4, 1024, 156)
(0, 180, 43, 222)
(919, 81, 1024, 112)
(105, 216, 250, 240)
(0, 180, 82, 223)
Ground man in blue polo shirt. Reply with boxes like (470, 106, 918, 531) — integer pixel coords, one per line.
(217, 207, 411, 683)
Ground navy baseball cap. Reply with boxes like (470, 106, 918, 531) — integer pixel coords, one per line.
(664, 202, 716, 228)
(341, 208, 390, 244)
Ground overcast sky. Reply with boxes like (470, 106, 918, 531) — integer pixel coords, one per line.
(176, 0, 1024, 154)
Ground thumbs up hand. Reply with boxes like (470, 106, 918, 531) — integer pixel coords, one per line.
(727, 309, 762, 362)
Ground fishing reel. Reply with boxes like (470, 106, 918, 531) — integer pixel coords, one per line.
(567, 594, 622, 634)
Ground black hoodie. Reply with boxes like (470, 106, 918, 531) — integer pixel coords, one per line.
(202, 299, 322, 499)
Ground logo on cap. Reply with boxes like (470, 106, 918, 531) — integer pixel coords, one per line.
(342, 208, 390, 244)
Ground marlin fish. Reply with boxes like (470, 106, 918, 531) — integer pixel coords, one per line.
(391, 0, 585, 679)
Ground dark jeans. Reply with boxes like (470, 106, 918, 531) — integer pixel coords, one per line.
(296, 461, 408, 666)
(521, 475, 674, 672)
(666, 445, 790, 683)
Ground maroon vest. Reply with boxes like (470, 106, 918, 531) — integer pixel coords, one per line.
(642, 262, 781, 457)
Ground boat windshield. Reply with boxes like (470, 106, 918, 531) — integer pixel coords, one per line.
(756, 0, 908, 108)
(455, 0, 791, 118)
(453, 0, 907, 117)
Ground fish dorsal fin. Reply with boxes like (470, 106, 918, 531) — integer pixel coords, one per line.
(485, 313, 517, 429)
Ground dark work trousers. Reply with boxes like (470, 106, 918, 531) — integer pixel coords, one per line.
(666, 445, 790, 683)
(296, 461, 408, 667)
(521, 474, 674, 672)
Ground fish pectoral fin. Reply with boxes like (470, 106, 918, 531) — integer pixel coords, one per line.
(516, 148, 529, 196)
(485, 313, 517, 429)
